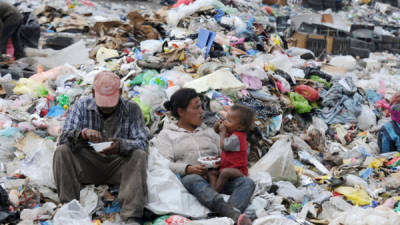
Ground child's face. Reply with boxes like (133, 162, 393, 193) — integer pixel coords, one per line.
(223, 109, 243, 133)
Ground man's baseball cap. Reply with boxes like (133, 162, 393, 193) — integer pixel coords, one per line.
(93, 71, 121, 107)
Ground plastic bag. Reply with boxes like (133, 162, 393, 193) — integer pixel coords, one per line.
(165, 215, 191, 225)
(334, 186, 372, 206)
(140, 40, 163, 55)
(18, 132, 57, 188)
(329, 206, 400, 225)
(275, 181, 305, 202)
(357, 105, 376, 131)
(13, 78, 48, 97)
(185, 218, 234, 225)
(53, 200, 93, 225)
(289, 92, 312, 114)
(330, 55, 357, 71)
(295, 85, 319, 102)
(249, 136, 298, 183)
(145, 147, 210, 218)
(253, 215, 298, 225)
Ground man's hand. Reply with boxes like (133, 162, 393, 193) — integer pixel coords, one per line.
(83, 129, 103, 143)
(186, 164, 207, 175)
(100, 138, 120, 155)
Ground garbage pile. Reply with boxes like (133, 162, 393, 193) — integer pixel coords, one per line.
(1, 0, 400, 224)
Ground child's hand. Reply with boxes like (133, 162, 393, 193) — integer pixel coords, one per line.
(213, 119, 223, 133)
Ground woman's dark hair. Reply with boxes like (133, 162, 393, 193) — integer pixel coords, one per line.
(163, 88, 199, 118)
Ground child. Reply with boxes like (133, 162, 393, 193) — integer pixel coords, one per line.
(209, 104, 255, 192)
(378, 91, 400, 153)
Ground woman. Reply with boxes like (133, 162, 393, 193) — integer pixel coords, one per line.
(153, 88, 254, 225)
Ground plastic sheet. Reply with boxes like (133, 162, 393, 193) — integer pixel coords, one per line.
(249, 136, 298, 183)
(145, 147, 210, 218)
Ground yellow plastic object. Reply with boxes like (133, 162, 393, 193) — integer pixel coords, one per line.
(271, 34, 281, 46)
(335, 186, 372, 206)
(369, 158, 386, 170)
(264, 64, 276, 72)
(13, 78, 48, 97)
(92, 219, 101, 225)
(360, 0, 371, 4)
(96, 47, 119, 70)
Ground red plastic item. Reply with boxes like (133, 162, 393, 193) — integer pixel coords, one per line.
(165, 215, 191, 225)
(265, 6, 273, 15)
(386, 157, 400, 167)
(6, 39, 14, 58)
(295, 85, 319, 102)
(126, 56, 134, 63)
(173, 0, 194, 8)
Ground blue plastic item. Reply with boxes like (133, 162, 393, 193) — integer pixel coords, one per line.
(46, 106, 65, 118)
(214, 9, 224, 22)
(0, 127, 20, 137)
(105, 202, 121, 214)
(196, 29, 216, 59)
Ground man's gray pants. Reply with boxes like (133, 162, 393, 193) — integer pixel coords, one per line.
(53, 144, 148, 219)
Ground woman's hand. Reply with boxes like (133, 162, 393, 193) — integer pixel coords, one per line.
(186, 164, 207, 175)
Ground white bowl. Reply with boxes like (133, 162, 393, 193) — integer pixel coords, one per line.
(198, 156, 221, 168)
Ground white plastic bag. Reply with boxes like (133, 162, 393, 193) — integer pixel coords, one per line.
(186, 217, 234, 225)
(145, 147, 210, 218)
(275, 181, 305, 202)
(253, 215, 298, 225)
(53, 200, 93, 225)
(17, 132, 57, 188)
(140, 40, 163, 55)
(249, 136, 297, 183)
(357, 105, 376, 131)
(330, 56, 357, 71)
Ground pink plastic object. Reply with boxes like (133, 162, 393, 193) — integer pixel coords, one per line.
(276, 81, 289, 93)
(165, 215, 191, 225)
(173, 0, 194, 8)
(6, 39, 14, 57)
(377, 99, 390, 110)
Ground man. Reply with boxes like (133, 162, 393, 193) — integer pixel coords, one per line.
(0, 2, 24, 59)
(53, 71, 149, 225)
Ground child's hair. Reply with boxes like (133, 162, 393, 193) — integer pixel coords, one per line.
(230, 104, 255, 131)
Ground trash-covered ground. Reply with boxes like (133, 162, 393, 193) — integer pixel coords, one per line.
(1, 0, 400, 224)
